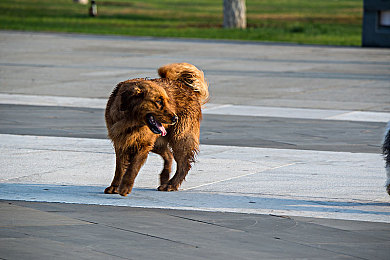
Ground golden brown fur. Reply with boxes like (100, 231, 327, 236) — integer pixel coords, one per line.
(104, 63, 209, 196)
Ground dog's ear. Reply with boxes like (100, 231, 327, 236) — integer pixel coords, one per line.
(120, 86, 144, 111)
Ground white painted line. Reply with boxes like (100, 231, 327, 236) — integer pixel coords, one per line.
(0, 93, 389, 123)
(203, 104, 390, 123)
(0, 93, 107, 109)
(204, 105, 344, 120)
(203, 103, 233, 111)
(0, 134, 388, 223)
(325, 111, 390, 123)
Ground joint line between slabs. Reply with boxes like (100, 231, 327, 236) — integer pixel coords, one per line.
(324, 111, 355, 120)
(183, 162, 297, 191)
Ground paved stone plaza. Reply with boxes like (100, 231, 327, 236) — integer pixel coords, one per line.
(0, 31, 389, 259)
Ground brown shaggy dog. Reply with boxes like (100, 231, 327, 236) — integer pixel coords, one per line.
(104, 63, 209, 196)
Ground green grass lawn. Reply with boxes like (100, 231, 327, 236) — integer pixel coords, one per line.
(0, 0, 363, 46)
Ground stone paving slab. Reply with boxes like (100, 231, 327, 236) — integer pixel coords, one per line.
(1, 93, 389, 122)
(0, 103, 386, 153)
(1, 31, 389, 111)
(1, 200, 389, 260)
(0, 134, 388, 223)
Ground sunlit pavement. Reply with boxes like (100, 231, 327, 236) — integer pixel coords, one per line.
(0, 31, 389, 259)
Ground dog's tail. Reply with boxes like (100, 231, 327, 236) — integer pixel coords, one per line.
(158, 63, 209, 104)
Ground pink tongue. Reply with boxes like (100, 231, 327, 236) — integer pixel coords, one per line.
(156, 122, 167, 136)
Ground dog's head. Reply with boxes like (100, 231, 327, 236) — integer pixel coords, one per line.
(120, 81, 177, 136)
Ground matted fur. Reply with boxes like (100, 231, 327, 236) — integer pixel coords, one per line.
(382, 121, 390, 195)
(104, 63, 209, 196)
(158, 62, 209, 104)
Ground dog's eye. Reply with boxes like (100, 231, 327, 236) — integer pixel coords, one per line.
(156, 99, 164, 108)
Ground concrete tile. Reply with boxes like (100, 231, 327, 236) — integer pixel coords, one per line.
(0, 134, 388, 222)
(3, 201, 388, 259)
(0, 202, 90, 227)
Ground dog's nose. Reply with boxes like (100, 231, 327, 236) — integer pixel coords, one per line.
(172, 115, 178, 124)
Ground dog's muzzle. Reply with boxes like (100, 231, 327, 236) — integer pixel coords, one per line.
(147, 114, 177, 136)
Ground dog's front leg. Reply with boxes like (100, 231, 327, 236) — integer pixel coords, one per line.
(118, 150, 149, 196)
(105, 148, 127, 194)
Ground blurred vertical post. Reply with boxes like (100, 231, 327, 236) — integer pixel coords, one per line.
(89, 0, 97, 17)
(223, 0, 246, 29)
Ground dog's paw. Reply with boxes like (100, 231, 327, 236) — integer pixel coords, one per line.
(157, 184, 179, 192)
(104, 185, 118, 194)
(118, 185, 132, 197)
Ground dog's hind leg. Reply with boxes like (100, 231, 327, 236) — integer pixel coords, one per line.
(158, 136, 199, 192)
(105, 147, 128, 194)
(152, 139, 173, 187)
